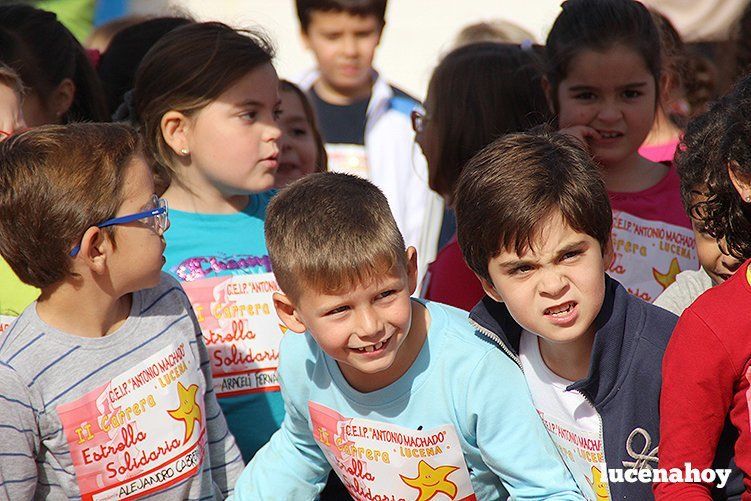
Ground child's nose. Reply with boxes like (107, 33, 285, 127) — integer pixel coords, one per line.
(265, 123, 282, 142)
(357, 308, 384, 338)
(342, 35, 358, 57)
(596, 102, 622, 123)
(538, 268, 567, 297)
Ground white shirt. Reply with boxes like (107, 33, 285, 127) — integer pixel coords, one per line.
(519, 331, 610, 501)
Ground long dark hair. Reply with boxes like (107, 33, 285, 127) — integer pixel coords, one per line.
(427, 42, 550, 200)
(133, 21, 275, 184)
(0, 4, 108, 123)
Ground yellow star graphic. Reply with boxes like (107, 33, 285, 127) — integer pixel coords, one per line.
(167, 382, 202, 444)
(279, 323, 289, 334)
(400, 460, 459, 501)
(653, 257, 681, 290)
(585, 465, 610, 501)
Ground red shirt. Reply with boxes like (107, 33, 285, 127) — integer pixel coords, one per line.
(655, 259, 751, 499)
(423, 234, 485, 312)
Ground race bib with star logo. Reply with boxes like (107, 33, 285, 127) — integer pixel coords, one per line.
(308, 401, 476, 501)
(56, 342, 207, 500)
(608, 210, 698, 303)
(180, 272, 285, 397)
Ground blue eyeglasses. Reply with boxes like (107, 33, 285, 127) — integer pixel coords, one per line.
(69, 195, 169, 257)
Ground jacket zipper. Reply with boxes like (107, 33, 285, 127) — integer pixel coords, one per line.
(577, 389, 610, 500)
(468, 318, 522, 369)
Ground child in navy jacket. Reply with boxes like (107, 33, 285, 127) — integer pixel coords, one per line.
(455, 130, 678, 500)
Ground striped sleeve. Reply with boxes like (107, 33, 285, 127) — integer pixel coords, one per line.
(0, 363, 39, 499)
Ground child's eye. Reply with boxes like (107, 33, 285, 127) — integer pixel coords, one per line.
(326, 305, 349, 316)
(376, 290, 396, 300)
(562, 250, 582, 261)
(242, 110, 258, 122)
(623, 89, 643, 99)
(292, 127, 308, 137)
(273, 108, 282, 121)
(573, 92, 596, 101)
(509, 265, 532, 276)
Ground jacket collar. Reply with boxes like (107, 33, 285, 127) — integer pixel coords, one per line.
(469, 275, 637, 406)
(295, 67, 392, 122)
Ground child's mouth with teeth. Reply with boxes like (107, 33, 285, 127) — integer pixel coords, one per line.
(355, 338, 388, 353)
(599, 131, 622, 139)
(545, 302, 575, 316)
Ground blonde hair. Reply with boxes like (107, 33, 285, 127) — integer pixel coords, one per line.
(265, 172, 406, 300)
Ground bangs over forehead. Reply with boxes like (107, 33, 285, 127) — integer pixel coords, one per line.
(455, 130, 612, 283)
(265, 172, 406, 301)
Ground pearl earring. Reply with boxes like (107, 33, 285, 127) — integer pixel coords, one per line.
(746, 195, 751, 202)
(180, 148, 189, 155)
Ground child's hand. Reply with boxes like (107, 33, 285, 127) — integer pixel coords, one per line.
(559, 125, 600, 150)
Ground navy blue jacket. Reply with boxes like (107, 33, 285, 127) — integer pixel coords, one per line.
(469, 275, 676, 500)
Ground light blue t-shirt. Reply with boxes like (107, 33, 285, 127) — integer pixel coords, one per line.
(163, 192, 284, 462)
(233, 299, 584, 501)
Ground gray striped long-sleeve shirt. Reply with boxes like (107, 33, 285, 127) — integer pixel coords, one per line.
(0, 273, 243, 500)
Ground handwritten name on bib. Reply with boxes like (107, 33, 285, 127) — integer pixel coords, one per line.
(56, 342, 207, 500)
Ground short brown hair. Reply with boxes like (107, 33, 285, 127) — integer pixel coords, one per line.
(265, 172, 406, 300)
(0, 123, 141, 288)
(455, 130, 612, 283)
(296, 0, 387, 32)
(133, 22, 274, 186)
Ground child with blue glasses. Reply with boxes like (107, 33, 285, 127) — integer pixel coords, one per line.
(0, 123, 243, 499)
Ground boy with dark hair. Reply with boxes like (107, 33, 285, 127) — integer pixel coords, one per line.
(456, 130, 679, 500)
(294, 0, 441, 286)
(0, 123, 242, 499)
(232, 172, 584, 500)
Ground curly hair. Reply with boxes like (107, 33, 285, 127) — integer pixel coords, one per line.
(682, 76, 751, 261)
(716, 76, 751, 260)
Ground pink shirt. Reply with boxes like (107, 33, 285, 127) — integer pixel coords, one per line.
(609, 162, 691, 229)
(638, 139, 680, 164)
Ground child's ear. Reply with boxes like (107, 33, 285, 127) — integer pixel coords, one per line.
(405, 246, 418, 295)
(161, 111, 192, 158)
(541, 75, 556, 115)
(728, 161, 751, 203)
(50, 78, 75, 120)
(273, 292, 307, 333)
(475, 273, 503, 303)
(76, 226, 109, 275)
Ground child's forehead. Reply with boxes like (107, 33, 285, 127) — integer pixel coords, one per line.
(300, 266, 406, 304)
(499, 213, 592, 258)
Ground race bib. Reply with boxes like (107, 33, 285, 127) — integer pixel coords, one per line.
(608, 211, 698, 303)
(326, 143, 370, 179)
(309, 401, 476, 501)
(181, 272, 284, 397)
(538, 411, 610, 501)
(56, 342, 206, 500)
(0, 314, 14, 341)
